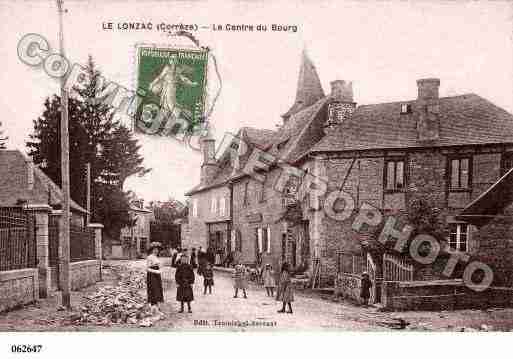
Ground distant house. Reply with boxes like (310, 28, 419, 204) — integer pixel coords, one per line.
(106, 200, 153, 259)
(0, 150, 88, 224)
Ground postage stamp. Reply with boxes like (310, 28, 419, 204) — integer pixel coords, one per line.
(134, 45, 209, 136)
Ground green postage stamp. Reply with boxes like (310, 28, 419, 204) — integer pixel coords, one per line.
(134, 45, 209, 136)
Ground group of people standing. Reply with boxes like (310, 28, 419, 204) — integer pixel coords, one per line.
(145, 242, 297, 315)
(146, 242, 199, 315)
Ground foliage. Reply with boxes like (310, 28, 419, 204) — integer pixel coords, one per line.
(0, 121, 7, 149)
(148, 198, 187, 223)
(26, 55, 150, 238)
(407, 196, 448, 241)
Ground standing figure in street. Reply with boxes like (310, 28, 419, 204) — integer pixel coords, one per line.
(203, 262, 214, 295)
(262, 264, 276, 297)
(175, 256, 195, 313)
(360, 272, 372, 307)
(276, 263, 294, 314)
(191, 247, 198, 270)
(233, 263, 248, 299)
(197, 246, 206, 276)
(146, 242, 164, 316)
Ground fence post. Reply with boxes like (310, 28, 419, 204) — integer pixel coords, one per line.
(87, 223, 104, 280)
(23, 204, 52, 298)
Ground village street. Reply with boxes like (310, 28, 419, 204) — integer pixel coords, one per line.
(2, 260, 513, 332)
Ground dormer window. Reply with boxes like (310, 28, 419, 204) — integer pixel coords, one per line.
(400, 103, 412, 114)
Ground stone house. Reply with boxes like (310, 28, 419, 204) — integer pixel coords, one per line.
(184, 127, 275, 264)
(185, 50, 513, 309)
(301, 78, 513, 295)
(0, 150, 103, 309)
(0, 150, 88, 224)
(109, 201, 153, 259)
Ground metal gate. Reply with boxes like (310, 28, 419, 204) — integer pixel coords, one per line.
(366, 253, 377, 304)
(0, 207, 36, 271)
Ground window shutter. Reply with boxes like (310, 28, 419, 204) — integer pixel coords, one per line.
(257, 228, 263, 253)
(266, 226, 271, 253)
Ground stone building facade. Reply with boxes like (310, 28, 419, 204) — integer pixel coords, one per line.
(185, 50, 513, 300)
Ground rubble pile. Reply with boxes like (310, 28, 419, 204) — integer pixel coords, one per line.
(72, 266, 159, 327)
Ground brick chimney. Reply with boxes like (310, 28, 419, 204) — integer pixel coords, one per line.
(324, 80, 356, 134)
(25, 156, 34, 190)
(416, 78, 441, 142)
(200, 136, 218, 185)
(417, 78, 440, 100)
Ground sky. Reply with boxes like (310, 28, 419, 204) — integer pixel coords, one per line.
(1, 0, 512, 202)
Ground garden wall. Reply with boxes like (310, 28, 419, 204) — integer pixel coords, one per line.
(382, 280, 513, 311)
(334, 273, 362, 302)
(0, 268, 39, 312)
(48, 260, 101, 291)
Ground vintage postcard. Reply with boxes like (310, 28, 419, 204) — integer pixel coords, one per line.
(1, 0, 513, 357)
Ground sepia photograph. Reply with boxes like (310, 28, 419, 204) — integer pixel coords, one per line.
(1, 0, 513, 357)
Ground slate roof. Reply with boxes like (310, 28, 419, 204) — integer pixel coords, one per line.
(0, 150, 87, 213)
(282, 49, 325, 120)
(185, 127, 278, 195)
(456, 167, 513, 226)
(309, 94, 513, 154)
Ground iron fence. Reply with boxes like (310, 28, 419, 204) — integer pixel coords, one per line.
(0, 207, 36, 271)
(48, 220, 95, 264)
(70, 225, 95, 262)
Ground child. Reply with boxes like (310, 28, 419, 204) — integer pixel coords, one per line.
(262, 264, 276, 297)
(203, 263, 214, 294)
(233, 263, 248, 299)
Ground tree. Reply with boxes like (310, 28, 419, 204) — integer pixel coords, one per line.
(148, 198, 186, 223)
(27, 55, 150, 238)
(0, 121, 7, 149)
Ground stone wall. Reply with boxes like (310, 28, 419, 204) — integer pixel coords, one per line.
(186, 185, 231, 250)
(317, 148, 508, 287)
(232, 168, 289, 270)
(48, 260, 101, 291)
(334, 273, 362, 302)
(382, 280, 513, 311)
(0, 268, 39, 313)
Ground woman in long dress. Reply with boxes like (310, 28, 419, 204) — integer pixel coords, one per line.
(175, 255, 195, 313)
(146, 242, 164, 315)
(276, 262, 294, 314)
(149, 59, 197, 118)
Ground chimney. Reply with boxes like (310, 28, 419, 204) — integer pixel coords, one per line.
(417, 78, 440, 100)
(200, 136, 218, 185)
(416, 78, 441, 141)
(324, 80, 356, 134)
(25, 156, 34, 190)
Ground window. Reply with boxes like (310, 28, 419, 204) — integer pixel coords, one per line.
(235, 229, 242, 252)
(385, 159, 405, 191)
(257, 228, 263, 253)
(243, 181, 250, 206)
(449, 223, 469, 252)
(400, 103, 412, 114)
(211, 197, 217, 214)
(192, 199, 198, 217)
(219, 197, 226, 216)
(450, 157, 471, 190)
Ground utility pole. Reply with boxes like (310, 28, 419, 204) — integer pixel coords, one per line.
(86, 162, 91, 226)
(57, 0, 71, 309)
